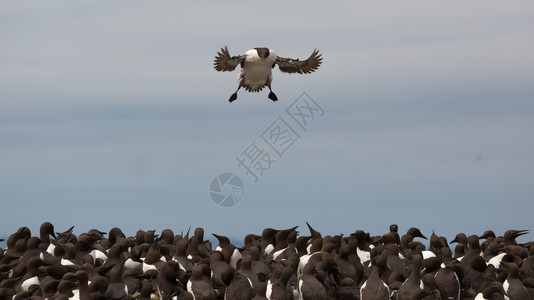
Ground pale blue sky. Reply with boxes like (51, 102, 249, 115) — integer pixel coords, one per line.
(1, 1, 533, 245)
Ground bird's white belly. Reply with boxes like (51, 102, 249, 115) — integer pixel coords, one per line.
(240, 63, 273, 91)
(21, 276, 39, 291)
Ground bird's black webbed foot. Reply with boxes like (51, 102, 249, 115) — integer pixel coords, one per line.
(268, 91, 278, 102)
(229, 92, 238, 102)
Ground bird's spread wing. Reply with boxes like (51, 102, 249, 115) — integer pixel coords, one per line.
(275, 49, 322, 74)
(213, 46, 245, 72)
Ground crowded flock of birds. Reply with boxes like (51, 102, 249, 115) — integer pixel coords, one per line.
(0, 223, 533, 300)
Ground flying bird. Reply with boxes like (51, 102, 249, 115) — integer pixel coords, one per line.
(214, 46, 322, 102)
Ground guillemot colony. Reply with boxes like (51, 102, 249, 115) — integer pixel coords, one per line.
(0, 223, 532, 299)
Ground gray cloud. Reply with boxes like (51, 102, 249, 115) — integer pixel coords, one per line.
(1, 1, 533, 241)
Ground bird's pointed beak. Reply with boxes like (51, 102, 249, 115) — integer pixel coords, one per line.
(517, 230, 529, 237)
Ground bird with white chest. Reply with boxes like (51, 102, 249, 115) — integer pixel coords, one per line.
(214, 46, 322, 102)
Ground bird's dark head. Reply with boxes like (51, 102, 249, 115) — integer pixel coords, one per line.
(254, 47, 270, 60)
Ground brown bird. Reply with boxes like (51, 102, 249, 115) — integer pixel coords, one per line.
(214, 46, 322, 102)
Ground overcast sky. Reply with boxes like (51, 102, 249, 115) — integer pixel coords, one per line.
(1, 1, 533, 246)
